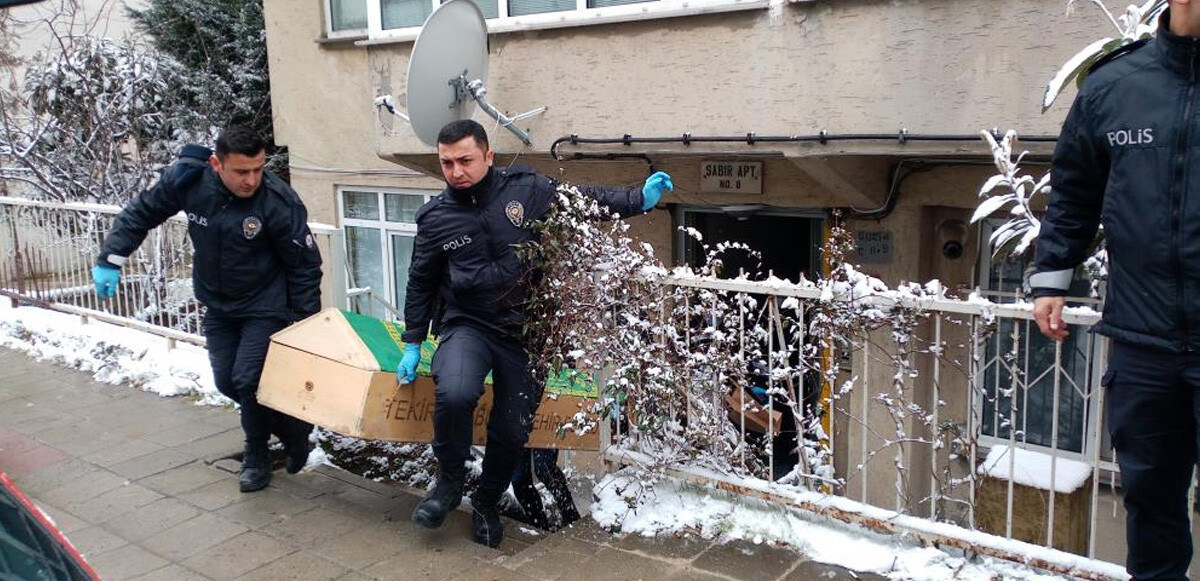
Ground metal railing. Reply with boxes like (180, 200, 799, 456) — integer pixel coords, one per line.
(600, 273, 1124, 580)
(0, 196, 345, 347)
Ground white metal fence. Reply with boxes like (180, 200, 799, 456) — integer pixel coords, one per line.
(0, 196, 344, 346)
(599, 273, 1125, 580)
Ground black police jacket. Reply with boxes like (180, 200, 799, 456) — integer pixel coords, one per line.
(401, 165, 645, 344)
(98, 148, 323, 320)
(1033, 10, 1200, 352)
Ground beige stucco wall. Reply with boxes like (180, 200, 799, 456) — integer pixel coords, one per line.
(371, 0, 1100, 157)
(263, 0, 445, 228)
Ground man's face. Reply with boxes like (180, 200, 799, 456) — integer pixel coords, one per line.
(437, 136, 493, 190)
(211, 151, 266, 198)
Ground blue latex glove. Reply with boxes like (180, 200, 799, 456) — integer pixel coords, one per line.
(641, 171, 673, 211)
(92, 264, 120, 299)
(397, 343, 421, 384)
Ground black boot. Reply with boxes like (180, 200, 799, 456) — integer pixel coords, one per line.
(239, 445, 271, 493)
(283, 429, 312, 474)
(471, 501, 504, 548)
(412, 476, 463, 529)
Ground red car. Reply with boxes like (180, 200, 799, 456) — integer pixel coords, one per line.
(0, 470, 103, 580)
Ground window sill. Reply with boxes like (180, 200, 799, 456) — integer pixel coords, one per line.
(317, 32, 369, 44)
(355, 0, 771, 46)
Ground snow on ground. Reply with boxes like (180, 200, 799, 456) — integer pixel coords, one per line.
(0, 298, 1118, 580)
(592, 472, 1080, 581)
(0, 297, 224, 405)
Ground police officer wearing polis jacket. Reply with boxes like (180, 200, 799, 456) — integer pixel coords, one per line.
(92, 126, 322, 493)
(1032, 4, 1200, 579)
(397, 119, 672, 547)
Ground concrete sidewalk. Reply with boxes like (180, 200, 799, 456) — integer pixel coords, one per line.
(0, 346, 881, 581)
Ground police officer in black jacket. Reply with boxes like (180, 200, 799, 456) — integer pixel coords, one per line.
(92, 126, 322, 493)
(397, 119, 672, 547)
(1032, 4, 1200, 579)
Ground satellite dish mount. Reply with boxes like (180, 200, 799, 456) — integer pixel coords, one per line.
(407, 0, 547, 147)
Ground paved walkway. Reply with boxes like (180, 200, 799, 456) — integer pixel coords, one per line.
(0, 346, 884, 581)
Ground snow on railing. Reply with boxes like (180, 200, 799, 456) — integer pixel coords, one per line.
(0, 196, 344, 347)
(603, 271, 1124, 579)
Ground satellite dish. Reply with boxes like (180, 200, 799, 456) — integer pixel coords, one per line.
(406, 0, 546, 147)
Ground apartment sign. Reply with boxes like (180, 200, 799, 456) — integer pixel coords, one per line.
(856, 229, 893, 263)
(700, 161, 762, 194)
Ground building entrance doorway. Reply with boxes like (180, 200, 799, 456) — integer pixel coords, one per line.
(677, 207, 823, 282)
(674, 206, 825, 480)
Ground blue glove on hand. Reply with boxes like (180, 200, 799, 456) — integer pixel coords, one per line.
(397, 343, 421, 384)
(641, 171, 673, 211)
(92, 264, 120, 299)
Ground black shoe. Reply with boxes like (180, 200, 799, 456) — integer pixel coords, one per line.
(412, 477, 463, 529)
(558, 503, 581, 529)
(239, 446, 271, 493)
(284, 431, 312, 474)
(471, 503, 504, 548)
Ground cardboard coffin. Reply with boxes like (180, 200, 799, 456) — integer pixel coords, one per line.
(258, 308, 600, 450)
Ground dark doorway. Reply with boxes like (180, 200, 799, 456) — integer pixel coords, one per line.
(680, 209, 822, 282)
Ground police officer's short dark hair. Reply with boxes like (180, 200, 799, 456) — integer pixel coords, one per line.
(215, 125, 266, 159)
(437, 119, 489, 151)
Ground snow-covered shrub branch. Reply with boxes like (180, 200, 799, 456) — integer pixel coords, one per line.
(1, 33, 207, 204)
(1044, 0, 1164, 111)
(971, 130, 1048, 259)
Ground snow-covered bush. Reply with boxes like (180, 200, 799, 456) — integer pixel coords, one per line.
(3, 35, 206, 204)
(519, 190, 966, 515)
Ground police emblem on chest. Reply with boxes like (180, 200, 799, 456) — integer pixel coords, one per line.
(505, 200, 525, 227)
(243, 216, 262, 240)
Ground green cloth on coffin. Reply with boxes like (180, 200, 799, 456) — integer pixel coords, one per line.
(337, 310, 596, 398)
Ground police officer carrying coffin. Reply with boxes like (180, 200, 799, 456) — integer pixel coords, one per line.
(397, 119, 672, 547)
(92, 126, 322, 493)
(1032, 3, 1200, 579)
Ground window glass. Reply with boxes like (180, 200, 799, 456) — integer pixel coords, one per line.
(508, 0, 574, 16)
(385, 193, 426, 223)
(346, 226, 386, 319)
(343, 191, 380, 220)
(444, 0, 499, 19)
(978, 222, 1096, 454)
(382, 0, 432, 29)
(588, 0, 654, 7)
(330, 0, 368, 31)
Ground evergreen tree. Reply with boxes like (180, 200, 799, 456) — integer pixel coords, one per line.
(126, 0, 286, 174)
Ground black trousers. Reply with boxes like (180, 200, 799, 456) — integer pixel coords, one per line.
(204, 314, 313, 451)
(430, 324, 543, 506)
(512, 448, 579, 528)
(1106, 341, 1200, 581)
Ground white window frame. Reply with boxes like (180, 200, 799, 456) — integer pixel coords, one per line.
(338, 186, 439, 321)
(356, 0, 769, 44)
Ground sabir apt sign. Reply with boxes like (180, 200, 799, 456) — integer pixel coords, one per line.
(700, 161, 763, 194)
